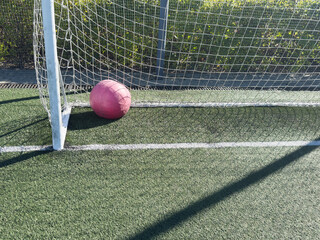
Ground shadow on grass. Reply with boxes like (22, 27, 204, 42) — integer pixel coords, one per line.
(0, 96, 39, 105)
(0, 87, 81, 106)
(0, 116, 51, 146)
(68, 110, 118, 130)
(0, 117, 47, 138)
(128, 138, 320, 240)
(0, 150, 51, 168)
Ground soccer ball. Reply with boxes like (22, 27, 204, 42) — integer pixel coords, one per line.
(90, 80, 131, 119)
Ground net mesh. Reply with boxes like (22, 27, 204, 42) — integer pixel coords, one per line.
(34, 0, 320, 117)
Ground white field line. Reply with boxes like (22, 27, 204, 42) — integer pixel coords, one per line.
(71, 102, 320, 108)
(0, 145, 53, 153)
(1, 141, 320, 153)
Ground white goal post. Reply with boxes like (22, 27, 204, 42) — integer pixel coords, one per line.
(34, 0, 320, 150)
(41, 0, 66, 150)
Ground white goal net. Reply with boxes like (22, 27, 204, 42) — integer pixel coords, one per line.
(33, 0, 320, 148)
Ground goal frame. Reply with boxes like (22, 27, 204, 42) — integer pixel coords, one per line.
(38, 0, 320, 150)
(42, 0, 70, 150)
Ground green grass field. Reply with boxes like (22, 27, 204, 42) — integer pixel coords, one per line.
(1, 89, 320, 239)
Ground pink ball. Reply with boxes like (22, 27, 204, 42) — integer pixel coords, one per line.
(90, 80, 131, 119)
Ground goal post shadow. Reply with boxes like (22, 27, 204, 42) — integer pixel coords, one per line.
(128, 137, 320, 240)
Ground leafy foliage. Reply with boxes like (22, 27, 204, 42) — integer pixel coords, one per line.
(0, 0, 34, 68)
(2, 0, 320, 72)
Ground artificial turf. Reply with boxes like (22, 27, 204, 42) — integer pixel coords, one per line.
(1, 147, 320, 239)
(1, 89, 320, 147)
(1, 88, 320, 239)
(67, 106, 320, 146)
(0, 89, 51, 147)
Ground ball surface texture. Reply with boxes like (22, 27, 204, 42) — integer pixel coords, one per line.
(90, 80, 131, 119)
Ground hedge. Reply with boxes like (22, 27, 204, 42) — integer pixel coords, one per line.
(2, 0, 320, 73)
(0, 0, 34, 68)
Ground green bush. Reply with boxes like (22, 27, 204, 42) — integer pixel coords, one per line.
(4, 0, 319, 72)
(0, 0, 34, 68)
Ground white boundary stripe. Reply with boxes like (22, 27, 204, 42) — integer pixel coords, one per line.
(71, 102, 320, 108)
(0, 145, 52, 153)
(66, 141, 320, 150)
(1, 141, 320, 153)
